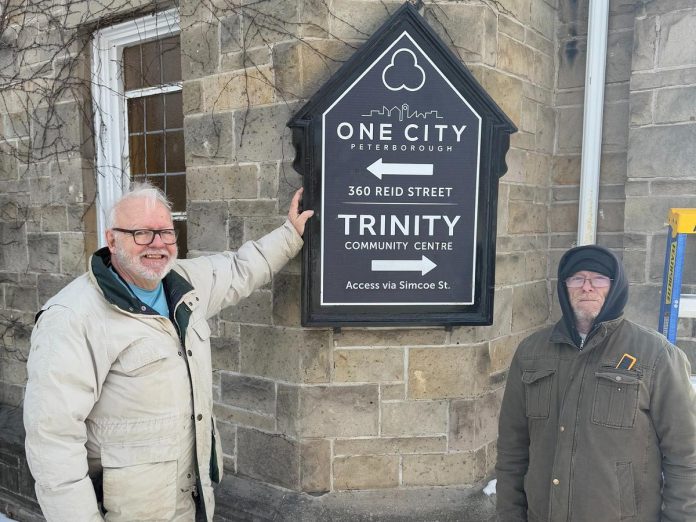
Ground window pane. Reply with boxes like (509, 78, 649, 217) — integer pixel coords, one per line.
(165, 131, 184, 173)
(127, 98, 144, 133)
(161, 36, 181, 83)
(145, 134, 165, 174)
(166, 173, 186, 212)
(129, 135, 145, 175)
(123, 45, 142, 91)
(165, 91, 183, 129)
(141, 39, 161, 88)
(145, 94, 164, 131)
(173, 219, 187, 258)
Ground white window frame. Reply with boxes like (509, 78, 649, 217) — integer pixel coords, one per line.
(91, 9, 180, 246)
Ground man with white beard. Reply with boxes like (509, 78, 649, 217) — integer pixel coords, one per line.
(23, 182, 313, 522)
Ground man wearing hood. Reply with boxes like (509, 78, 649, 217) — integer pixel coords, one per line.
(496, 245, 696, 521)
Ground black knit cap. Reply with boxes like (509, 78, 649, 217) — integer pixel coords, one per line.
(559, 246, 616, 280)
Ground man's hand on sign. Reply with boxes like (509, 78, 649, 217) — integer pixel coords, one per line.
(289, 188, 314, 237)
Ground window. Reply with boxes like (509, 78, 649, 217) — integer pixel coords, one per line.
(92, 10, 186, 255)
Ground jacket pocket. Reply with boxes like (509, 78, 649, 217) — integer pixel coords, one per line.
(522, 369, 555, 419)
(101, 437, 178, 521)
(616, 461, 637, 517)
(592, 367, 640, 429)
(117, 339, 171, 374)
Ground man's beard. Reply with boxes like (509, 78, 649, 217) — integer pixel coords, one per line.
(573, 307, 600, 325)
(112, 243, 177, 284)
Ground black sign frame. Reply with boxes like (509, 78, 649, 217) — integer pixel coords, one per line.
(289, 2, 516, 327)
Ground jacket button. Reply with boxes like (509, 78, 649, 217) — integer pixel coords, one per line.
(187, 350, 193, 356)
(197, 414, 203, 421)
(559, 426, 565, 432)
(178, 352, 183, 356)
(615, 376, 622, 382)
(187, 473, 191, 479)
(552, 479, 560, 486)
(141, 306, 147, 311)
(190, 414, 194, 420)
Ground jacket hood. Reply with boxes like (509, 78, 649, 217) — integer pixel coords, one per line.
(557, 244, 628, 347)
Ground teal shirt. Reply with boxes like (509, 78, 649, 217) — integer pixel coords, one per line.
(109, 267, 169, 317)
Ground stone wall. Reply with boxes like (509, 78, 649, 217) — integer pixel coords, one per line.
(178, 0, 555, 495)
(624, 0, 696, 362)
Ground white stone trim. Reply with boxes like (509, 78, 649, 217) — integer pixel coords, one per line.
(91, 8, 180, 246)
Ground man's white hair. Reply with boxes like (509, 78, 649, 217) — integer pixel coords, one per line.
(107, 181, 172, 229)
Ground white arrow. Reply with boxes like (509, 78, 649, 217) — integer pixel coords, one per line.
(371, 255, 437, 276)
(367, 158, 434, 180)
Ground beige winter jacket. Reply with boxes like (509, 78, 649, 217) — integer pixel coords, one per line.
(24, 220, 303, 522)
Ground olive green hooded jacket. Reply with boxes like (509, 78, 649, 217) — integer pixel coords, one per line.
(496, 245, 696, 521)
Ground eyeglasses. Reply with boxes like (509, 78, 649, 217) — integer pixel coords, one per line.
(112, 228, 178, 245)
(565, 275, 612, 288)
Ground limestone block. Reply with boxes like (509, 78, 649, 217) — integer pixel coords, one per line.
(188, 164, 259, 201)
(631, 68, 696, 91)
(216, 419, 236, 459)
(220, 14, 242, 54)
(381, 383, 405, 401)
(221, 290, 273, 324)
(402, 449, 486, 486)
(228, 199, 278, 217)
(244, 217, 287, 242)
(424, 4, 502, 65)
(622, 249, 647, 284)
(221, 373, 276, 415)
(38, 206, 67, 233)
(600, 152, 628, 184)
(408, 343, 490, 399)
(658, 11, 696, 68)
(240, 325, 331, 383)
(449, 388, 503, 451)
(334, 328, 446, 347)
(498, 0, 531, 24)
(488, 332, 526, 375)
(300, 438, 330, 493)
(632, 16, 657, 71)
(0, 222, 27, 272)
(530, 0, 554, 40)
(549, 202, 577, 233)
(241, 0, 301, 48)
(0, 143, 17, 181)
(624, 283, 660, 329)
(50, 158, 93, 205)
(478, 69, 522, 126)
(187, 201, 228, 251)
(519, 99, 537, 134)
(655, 86, 696, 124)
(334, 436, 447, 456)
(277, 384, 300, 438)
(329, 0, 400, 41)
(181, 21, 219, 80)
(220, 48, 272, 73)
(629, 91, 653, 127)
(184, 112, 236, 165)
(606, 30, 633, 84)
(0, 358, 27, 385)
(381, 400, 448, 437)
(213, 402, 276, 432)
(0, 383, 24, 407)
(498, 35, 533, 80)
(526, 29, 554, 57)
(294, 384, 379, 437)
(5, 283, 37, 313)
(556, 105, 583, 153)
(259, 162, 279, 199)
(625, 196, 696, 234)
(272, 272, 301, 327)
(533, 51, 554, 90)
(183, 80, 202, 115)
(499, 15, 525, 41)
(36, 273, 72, 306)
(27, 234, 59, 273)
(273, 40, 355, 100)
(333, 455, 399, 490)
(211, 324, 240, 372)
(300, 0, 330, 38)
(234, 103, 298, 163)
(237, 427, 300, 490)
(507, 201, 547, 234)
(334, 347, 403, 383)
(535, 105, 555, 153)
(228, 216, 244, 250)
(602, 101, 629, 151)
(31, 101, 84, 156)
(512, 130, 535, 154)
(596, 201, 625, 233)
(201, 68, 275, 112)
(651, 179, 696, 196)
(558, 38, 586, 90)
(552, 186, 580, 202)
(60, 232, 87, 275)
(552, 154, 580, 185)
(511, 281, 549, 332)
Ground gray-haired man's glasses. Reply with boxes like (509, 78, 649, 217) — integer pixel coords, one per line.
(565, 275, 612, 288)
(112, 228, 178, 245)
